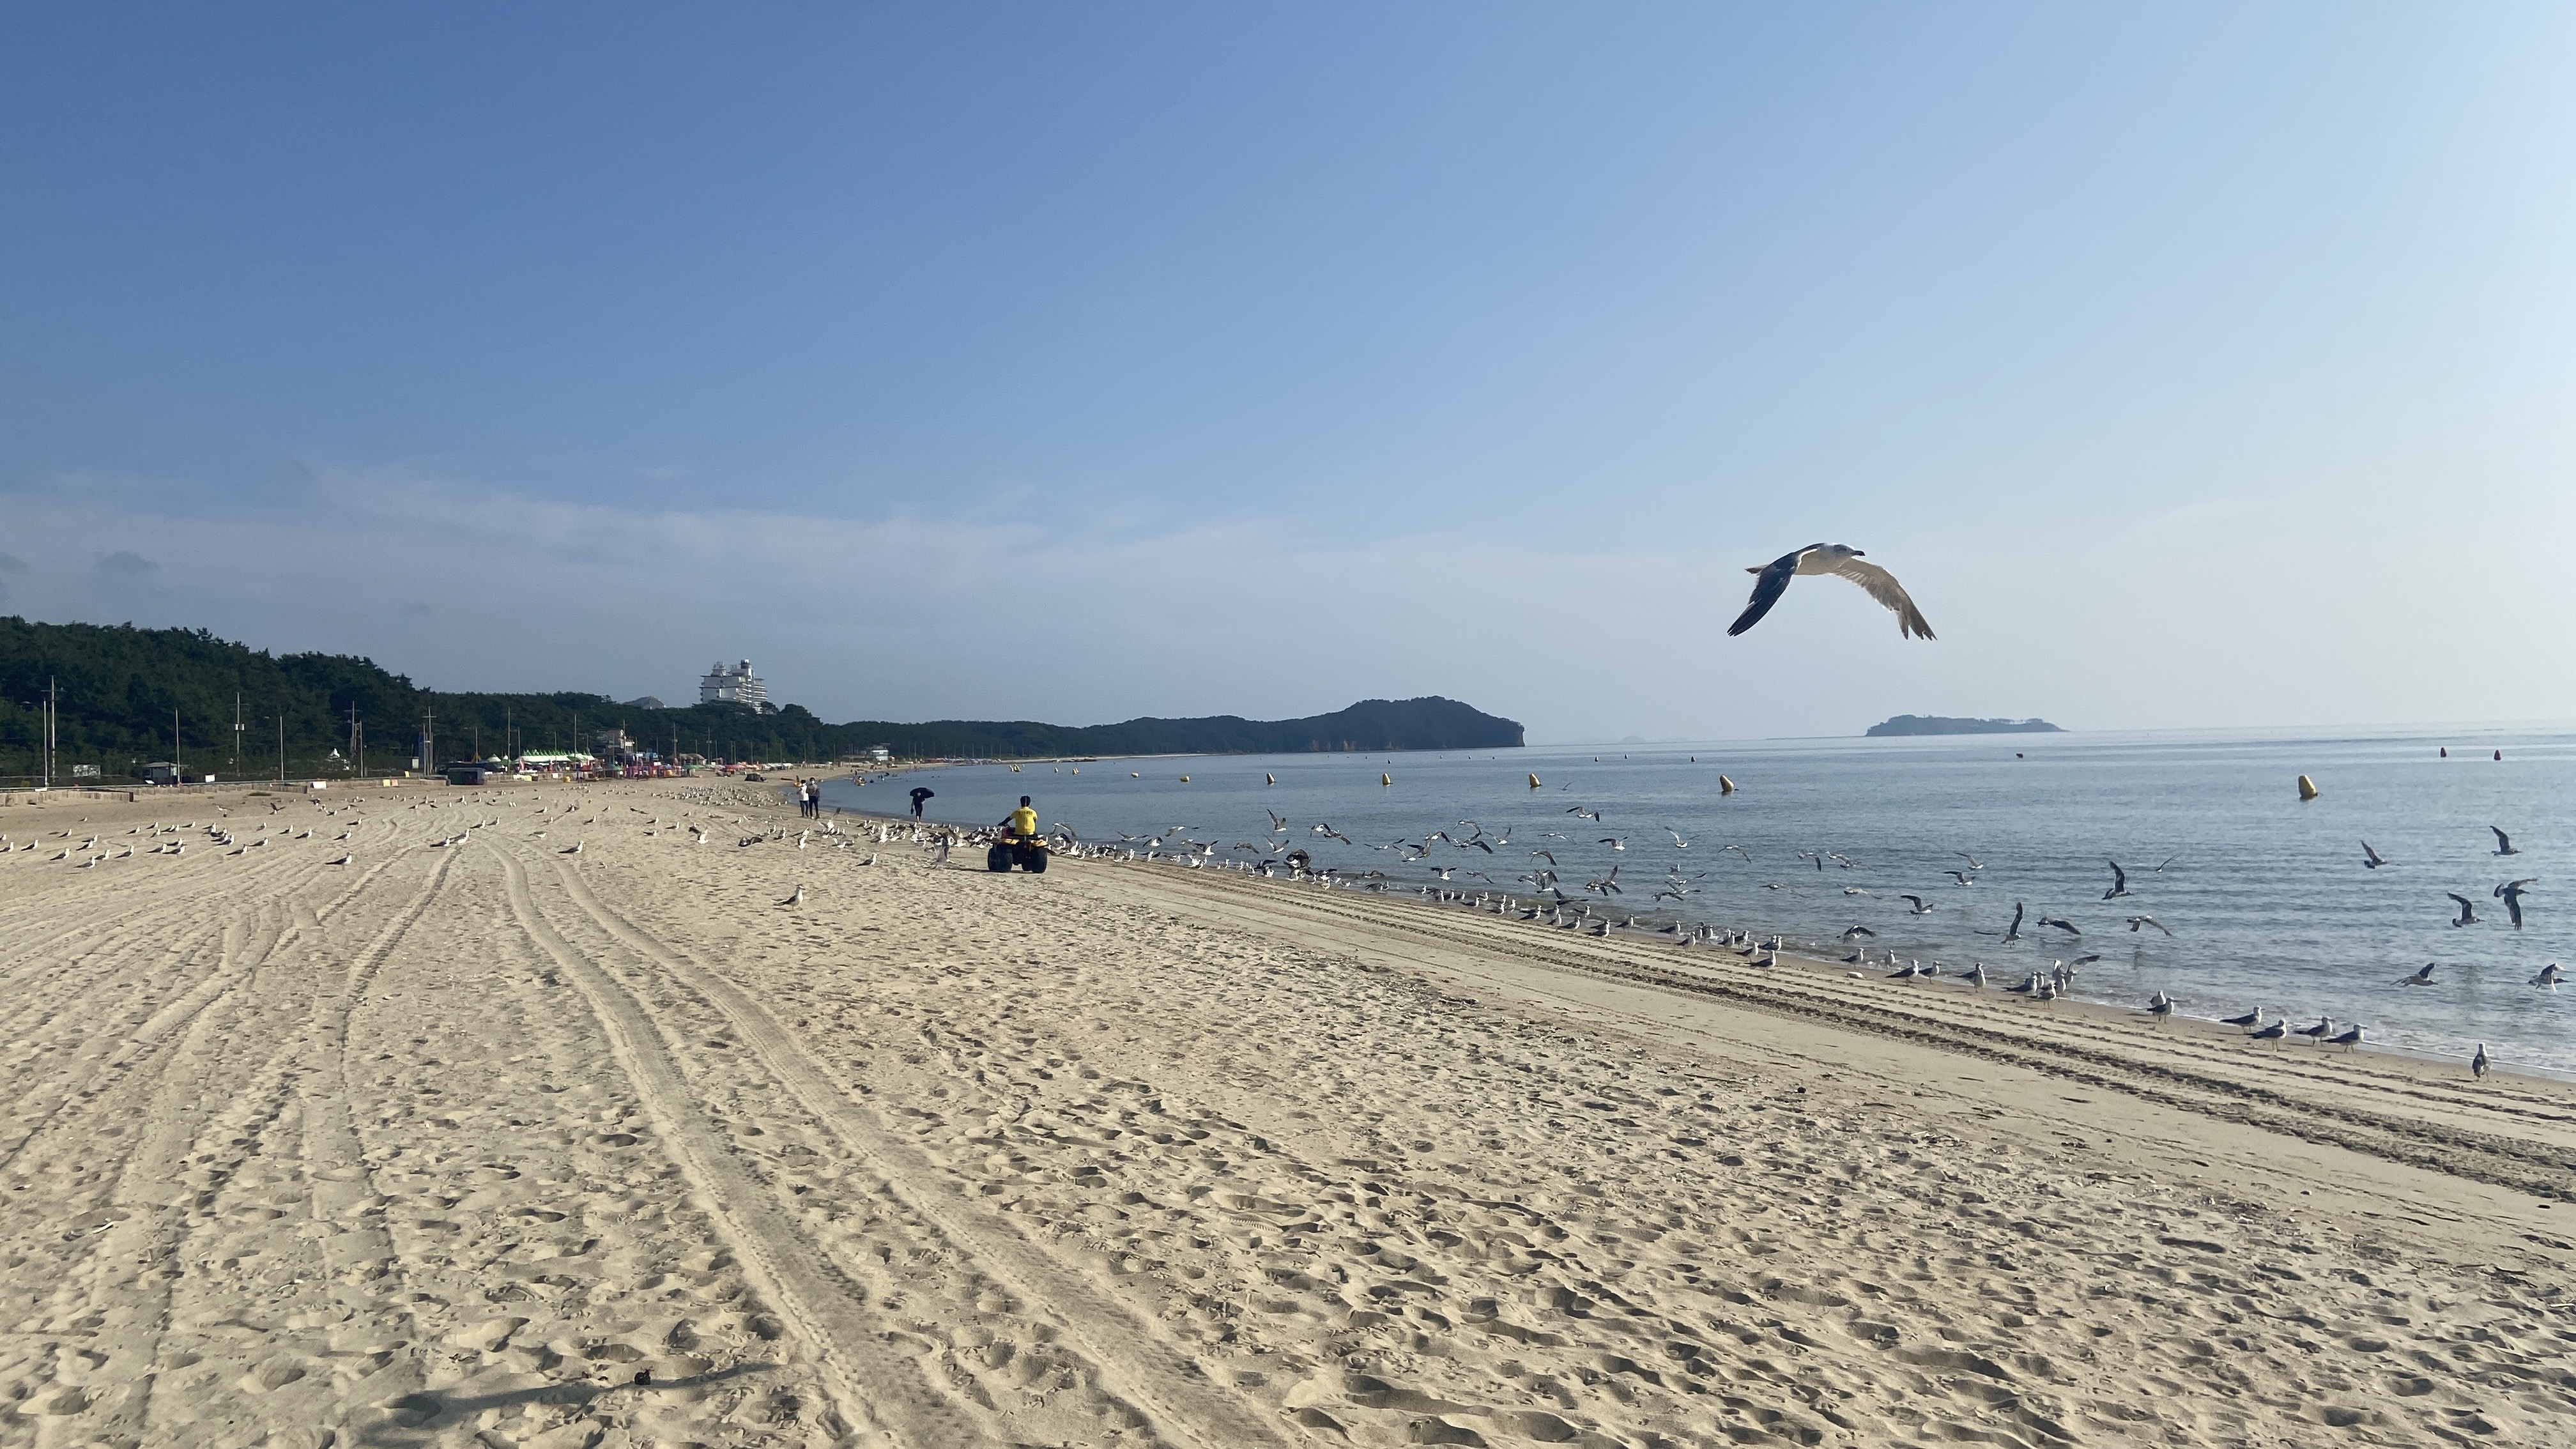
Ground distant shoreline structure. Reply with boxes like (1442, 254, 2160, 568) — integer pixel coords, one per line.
(1864, 714, 2064, 737)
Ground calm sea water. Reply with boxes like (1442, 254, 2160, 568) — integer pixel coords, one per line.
(821, 726, 2576, 1078)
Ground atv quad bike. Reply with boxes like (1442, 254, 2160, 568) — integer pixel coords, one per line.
(986, 832, 1050, 873)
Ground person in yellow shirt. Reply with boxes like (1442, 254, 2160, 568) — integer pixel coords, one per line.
(1002, 795, 1038, 839)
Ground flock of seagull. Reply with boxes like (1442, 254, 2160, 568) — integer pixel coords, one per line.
(1021, 784, 2550, 1081)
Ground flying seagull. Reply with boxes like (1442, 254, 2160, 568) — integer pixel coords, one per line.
(2102, 859, 2129, 900)
(2496, 878, 2536, 928)
(2395, 962, 2438, 986)
(2361, 841, 2389, 870)
(2531, 962, 2564, 990)
(2445, 893, 2480, 928)
(1726, 544, 1935, 640)
(1999, 901, 2025, 943)
(2492, 826, 2518, 857)
(2037, 915, 2082, 936)
(1899, 894, 1933, 914)
(2126, 915, 2172, 936)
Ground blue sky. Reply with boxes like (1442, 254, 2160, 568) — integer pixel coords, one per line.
(4, 4, 2572, 740)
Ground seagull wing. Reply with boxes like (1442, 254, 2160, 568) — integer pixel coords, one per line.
(1726, 550, 1804, 636)
(1818, 554, 1936, 640)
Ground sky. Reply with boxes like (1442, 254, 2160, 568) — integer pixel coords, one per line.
(4, 4, 2572, 742)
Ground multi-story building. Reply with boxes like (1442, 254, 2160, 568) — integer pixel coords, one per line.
(698, 659, 769, 709)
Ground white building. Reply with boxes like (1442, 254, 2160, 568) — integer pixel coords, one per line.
(699, 659, 769, 709)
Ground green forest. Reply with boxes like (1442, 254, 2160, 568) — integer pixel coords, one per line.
(0, 618, 1522, 783)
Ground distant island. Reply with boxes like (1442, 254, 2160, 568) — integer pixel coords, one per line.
(1865, 714, 2064, 737)
(0, 618, 1522, 779)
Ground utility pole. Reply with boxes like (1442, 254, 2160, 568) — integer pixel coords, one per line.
(505, 704, 513, 761)
(173, 708, 181, 782)
(43, 677, 56, 788)
(233, 693, 243, 775)
(349, 702, 362, 778)
(278, 712, 286, 785)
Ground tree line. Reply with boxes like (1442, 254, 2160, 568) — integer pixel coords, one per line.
(0, 618, 1521, 782)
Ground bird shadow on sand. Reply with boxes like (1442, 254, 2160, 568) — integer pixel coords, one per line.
(348, 1360, 781, 1446)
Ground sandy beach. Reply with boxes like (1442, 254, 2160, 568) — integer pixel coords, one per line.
(4, 779, 2573, 1449)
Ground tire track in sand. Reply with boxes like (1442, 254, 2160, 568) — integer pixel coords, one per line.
(543, 856, 1296, 1449)
(489, 843, 994, 1449)
(47, 852, 440, 1443)
(0, 852, 408, 1178)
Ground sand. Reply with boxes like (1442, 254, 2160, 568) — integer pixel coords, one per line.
(3, 778, 2572, 1448)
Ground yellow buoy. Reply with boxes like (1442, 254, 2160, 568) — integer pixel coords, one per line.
(1009, 763, 1020, 772)
(1180, 775, 1190, 783)
(1719, 774, 1736, 794)
(1528, 774, 1542, 789)
(1381, 772, 1392, 786)
(1070, 768, 1078, 774)
(2297, 774, 2320, 801)
(1131, 771, 1141, 778)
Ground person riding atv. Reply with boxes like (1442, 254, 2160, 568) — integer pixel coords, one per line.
(987, 795, 1050, 873)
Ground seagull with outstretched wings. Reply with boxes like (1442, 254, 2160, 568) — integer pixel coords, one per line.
(1728, 544, 1935, 640)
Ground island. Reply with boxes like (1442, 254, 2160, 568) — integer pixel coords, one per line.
(1864, 714, 2064, 737)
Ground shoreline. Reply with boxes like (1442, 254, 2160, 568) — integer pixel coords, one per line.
(5, 777, 2568, 1445)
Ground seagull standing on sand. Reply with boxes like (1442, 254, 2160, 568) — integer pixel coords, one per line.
(781, 884, 804, 907)
(2472, 1042, 2490, 1079)
(1727, 544, 1936, 640)
(2145, 992, 2175, 1022)
(2326, 1023, 2364, 1051)
(2221, 1005, 2265, 1031)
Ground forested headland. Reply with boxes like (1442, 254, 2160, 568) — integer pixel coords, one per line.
(0, 618, 1522, 782)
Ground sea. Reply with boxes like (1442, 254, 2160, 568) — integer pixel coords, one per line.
(821, 724, 2576, 1080)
